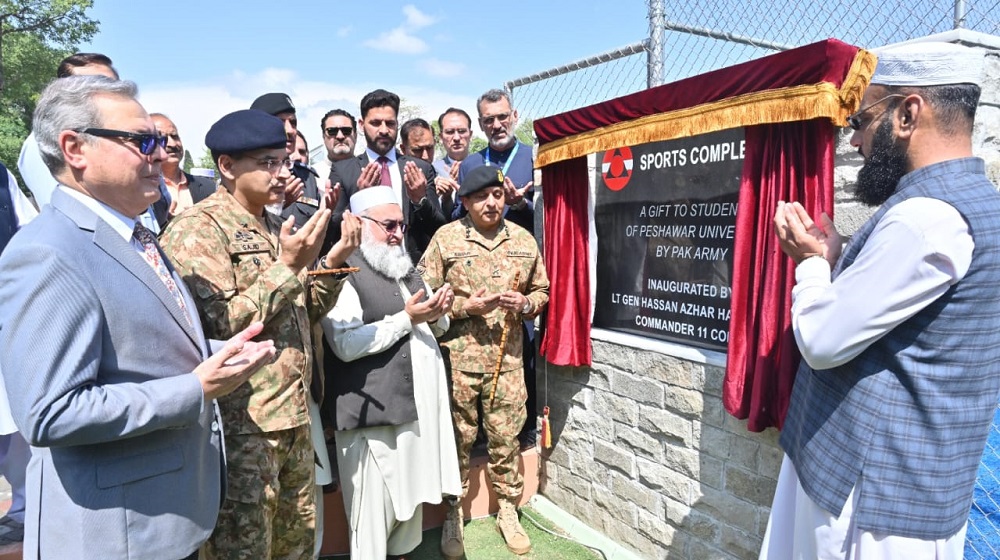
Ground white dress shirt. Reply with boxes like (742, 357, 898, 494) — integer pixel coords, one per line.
(791, 197, 973, 370)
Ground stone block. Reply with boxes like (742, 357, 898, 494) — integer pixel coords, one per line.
(691, 484, 758, 535)
(725, 465, 777, 508)
(611, 369, 665, 407)
(701, 394, 727, 427)
(592, 340, 636, 371)
(610, 471, 660, 512)
(663, 496, 691, 526)
(697, 424, 730, 460)
(681, 508, 720, 543)
(638, 405, 693, 446)
(634, 350, 701, 390)
(663, 385, 703, 418)
(567, 406, 614, 442)
(703, 365, 726, 397)
(758, 443, 783, 480)
(637, 457, 693, 505)
(558, 468, 593, 501)
(661, 441, 700, 480)
(728, 436, 760, 471)
(592, 484, 638, 526)
(604, 515, 660, 559)
(698, 453, 725, 489)
(637, 506, 671, 543)
(720, 524, 762, 560)
(593, 390, 640, 426)
(594, 439, 635, 477)
(617, 423, 663, 462)
(688, 539, 735, 560)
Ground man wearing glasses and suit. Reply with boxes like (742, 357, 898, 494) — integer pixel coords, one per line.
(329, 89, 446, 265)
(0, 75, 276, 560)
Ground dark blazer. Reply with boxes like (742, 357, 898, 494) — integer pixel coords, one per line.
(329, 151, 445, 264)
(0, 188, 222, 559)
(188, 172, 218, 205)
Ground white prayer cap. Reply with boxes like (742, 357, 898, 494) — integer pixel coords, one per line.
(349, 186, 398, 214)
(871, 42, 983, 87)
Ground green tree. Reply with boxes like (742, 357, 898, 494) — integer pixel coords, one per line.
(182, 149, 193, 173)
(515, 117, 534, 146)
(469, 137, 487, 153)
(397, 97, 423, 125)
(195, 150, 218, 176)
(0, 0, 99, 93)
(0, 33, 70, 180)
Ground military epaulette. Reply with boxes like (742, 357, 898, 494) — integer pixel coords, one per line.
(298, 196, 320, 208)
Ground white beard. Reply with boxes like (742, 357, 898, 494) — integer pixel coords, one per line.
(359, 228, 412, 281)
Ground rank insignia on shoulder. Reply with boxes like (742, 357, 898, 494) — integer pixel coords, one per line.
(299, 197, 320, 208)
(234, 229, 254, 242)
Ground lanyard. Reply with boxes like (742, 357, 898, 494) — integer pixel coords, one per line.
(484, 142, 520, 176)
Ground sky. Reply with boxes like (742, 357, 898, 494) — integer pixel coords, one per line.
(79, 1, 653, 161)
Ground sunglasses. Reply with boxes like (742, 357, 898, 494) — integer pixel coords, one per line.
(324, 126, 354, 138)
(480, 113, 511, 127)
(846, 94, 905, 131)
(362, 215, 407, 235)
(75, 128, 167, 155)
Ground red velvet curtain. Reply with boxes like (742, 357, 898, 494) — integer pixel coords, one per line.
(540, 157, 592, 366)
(723, 119, 835, 431)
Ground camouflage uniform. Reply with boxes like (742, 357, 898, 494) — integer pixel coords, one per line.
(418, 216, 549, 501)
(160, 189, 346, 560)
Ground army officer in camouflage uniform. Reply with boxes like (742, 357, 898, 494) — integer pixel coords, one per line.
(160, 109, 362, 560)
(419, 165, 549, 555)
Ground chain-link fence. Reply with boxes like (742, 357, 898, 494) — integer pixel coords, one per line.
(508, 0, 1000, 124)
(509, 1, 1000, 557)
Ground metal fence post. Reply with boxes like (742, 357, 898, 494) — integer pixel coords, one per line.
(647, 0, 665, 88)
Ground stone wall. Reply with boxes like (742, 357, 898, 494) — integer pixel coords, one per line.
(535, 33, 1000, 560)
(538, 337, 779, 559)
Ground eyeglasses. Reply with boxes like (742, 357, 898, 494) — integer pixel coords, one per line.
(362, 215, 407, 235)
(324, 126, 354, 138)
(442, 128, 470, 136)
(480, 113, 511, 127)
(249, 156, 293, 175)
(75, 128, 167, 155)
(846, 94, 906, 131)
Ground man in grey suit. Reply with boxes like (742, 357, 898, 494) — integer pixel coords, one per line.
(0, 76, 276, 560)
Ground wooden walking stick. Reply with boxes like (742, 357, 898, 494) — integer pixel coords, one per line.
(489, 270, 521, 406)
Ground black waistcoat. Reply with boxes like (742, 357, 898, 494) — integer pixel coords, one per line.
(324, 253, 428, 430)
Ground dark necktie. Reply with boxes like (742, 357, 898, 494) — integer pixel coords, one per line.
(133, 223, 193, 327)
(377, 156, 391, 186)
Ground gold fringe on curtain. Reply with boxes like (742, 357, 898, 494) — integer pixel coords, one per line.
(536, 49, 876, 169)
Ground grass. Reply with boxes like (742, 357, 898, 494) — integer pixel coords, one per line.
(322, 505, 603, 559)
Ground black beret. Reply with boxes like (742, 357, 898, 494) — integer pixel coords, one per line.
(458, 165, 505, 197)
(205, 110, 287, 155)
(249, 92, 296, 115)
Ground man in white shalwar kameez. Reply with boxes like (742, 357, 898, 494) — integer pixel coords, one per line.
(321, 186, 461, 559)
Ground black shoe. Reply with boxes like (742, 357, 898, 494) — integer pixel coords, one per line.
(518, 428, 538, 450)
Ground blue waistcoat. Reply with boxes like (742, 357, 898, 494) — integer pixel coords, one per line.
(780, 158, 1000, 539)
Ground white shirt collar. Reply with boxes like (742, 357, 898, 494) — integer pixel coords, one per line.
(366, 147, 397, 164)
(59, 185, 138, 242)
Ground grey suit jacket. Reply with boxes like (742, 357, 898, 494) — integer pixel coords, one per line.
(0, 188, 223, 560)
